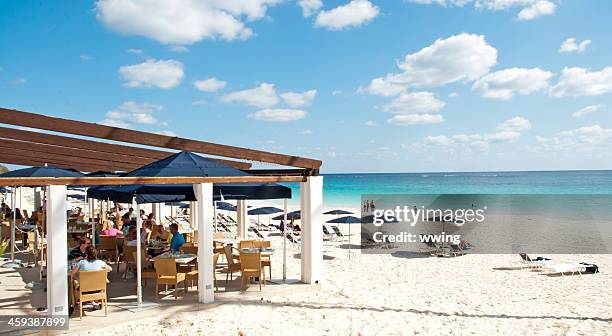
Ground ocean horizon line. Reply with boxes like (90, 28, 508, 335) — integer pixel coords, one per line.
(319, 169, 612, 175)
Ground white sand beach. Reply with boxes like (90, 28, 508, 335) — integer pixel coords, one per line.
(70, 224, 612, 336)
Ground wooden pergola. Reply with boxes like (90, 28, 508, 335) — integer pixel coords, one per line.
(0, 108, 324, 314)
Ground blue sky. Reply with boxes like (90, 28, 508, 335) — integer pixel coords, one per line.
(1, 0, 611, 173)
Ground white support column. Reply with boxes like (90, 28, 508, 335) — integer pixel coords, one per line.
(33, 188, 42, 210)
(134, 199, 142, 305)
(152, 203, 160, 226)
(194, 183, 214, 303)
(300, 176, 324, 284)
(46, 185, 68, 316)
(237, 200, 247, 240)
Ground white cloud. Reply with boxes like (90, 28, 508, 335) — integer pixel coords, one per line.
(409, 0, 472, 6)
(118, 59, 184, 89)
(516, 0, 556, 21)
(315, 0, 379, 30)
(559, 38, 591, 53)
(127, 48, 143, 54)
(298, 0, 323, 17)
(221, 83, 279, 108)
(472, 67, 553, 100)
(301, 129, 313, 135)
(448, 92, 459, 97)
(193, 77, 227, 92)
(385, 33, 498, 88)
(419, 115, 529, 150)
(497, 116, 531, 132)
(11, 78, 27, 85)
(549, 67, 612, 97)
(485, 130, 521, 142)
(280, 89, 317, 107)
(537, 125, 612, 149)
(383, 92, 446, 114)
(95, 0, 283, 45)
(411, 1, 557, 21)
(360, 77, 406, 97)
(387, 114, 444, 125)
(365, 120, 376, 126)
(170, 45, 189, 53)
(101, 102, 167, 128)
(248, 109, 307, 122)
(80, 54, 93, 60)
(571, 104, 604, 118)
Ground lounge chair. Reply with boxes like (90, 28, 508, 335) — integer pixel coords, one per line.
(543, 263, 586, 276)
(331, 225, 344, 238)
(514, 253, 551, 270)
(322, 226, 333, 240)
(249, 227, 264, 239)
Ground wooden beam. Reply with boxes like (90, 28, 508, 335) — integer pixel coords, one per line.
(0, 108, 322, 169)
(0, 140, 139, 171)
(0, 153, 118, 173)
(0, 126, 252, 170)
(0, 176, 306, 186)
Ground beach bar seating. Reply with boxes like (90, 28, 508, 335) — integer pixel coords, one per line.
(75, 270, 109, 320)
(0, 108, 324, 323)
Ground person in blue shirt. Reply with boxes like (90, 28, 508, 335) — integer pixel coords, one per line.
(168, 223, 185, 252)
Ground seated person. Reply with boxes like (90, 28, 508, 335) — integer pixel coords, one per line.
(68, 237, 91, 261)
(151, 224, 172, 242)
(101, 223, 123, 237)
(125, 226, 141, 246)
(71, 245, 112, 274)
(140, 222, 151, 244)
(71, 246, 112, 310)
(168, 223, 184, 252)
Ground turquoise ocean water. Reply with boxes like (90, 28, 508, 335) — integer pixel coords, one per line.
(282, 170, 612, 208)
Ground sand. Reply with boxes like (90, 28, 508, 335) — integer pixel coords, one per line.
(71, 229, 612, 336)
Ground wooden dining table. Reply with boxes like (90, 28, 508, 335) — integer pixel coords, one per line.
(153, 252, 197, 264)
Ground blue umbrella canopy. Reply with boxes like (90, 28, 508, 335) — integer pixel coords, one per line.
(87, 151, 291, 203)
(0, 187, 8, 193)
(0, 166, 84, 178)
(324, 209, 354, 215)
(248, 206, 283, 215)
(273, 210, 301, 220)
(217, 202, 237, 211)
(179, 203, 190, 209)
(327, 215, 361, 224)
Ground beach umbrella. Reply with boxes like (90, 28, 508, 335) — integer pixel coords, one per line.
(0, 166, 85, 268)
(217, 202, 236, 211)
(324, 209, 354, 215)
(247, 206, 283, 215)
(179, 203, 190, 209)
(327, 216, 361, 259)
(248, 206, 283, 226)
(273, 210, 301, 221)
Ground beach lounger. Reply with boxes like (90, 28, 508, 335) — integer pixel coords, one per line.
(249, 227, 265, 239)
(331, 226, 345, 238)
(219, 222, 232, 233)
(543, 263, 586, 276)
(448, 243, 465, 256)
(322, 226, 334, 241)
(514, 253, 551, 270)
